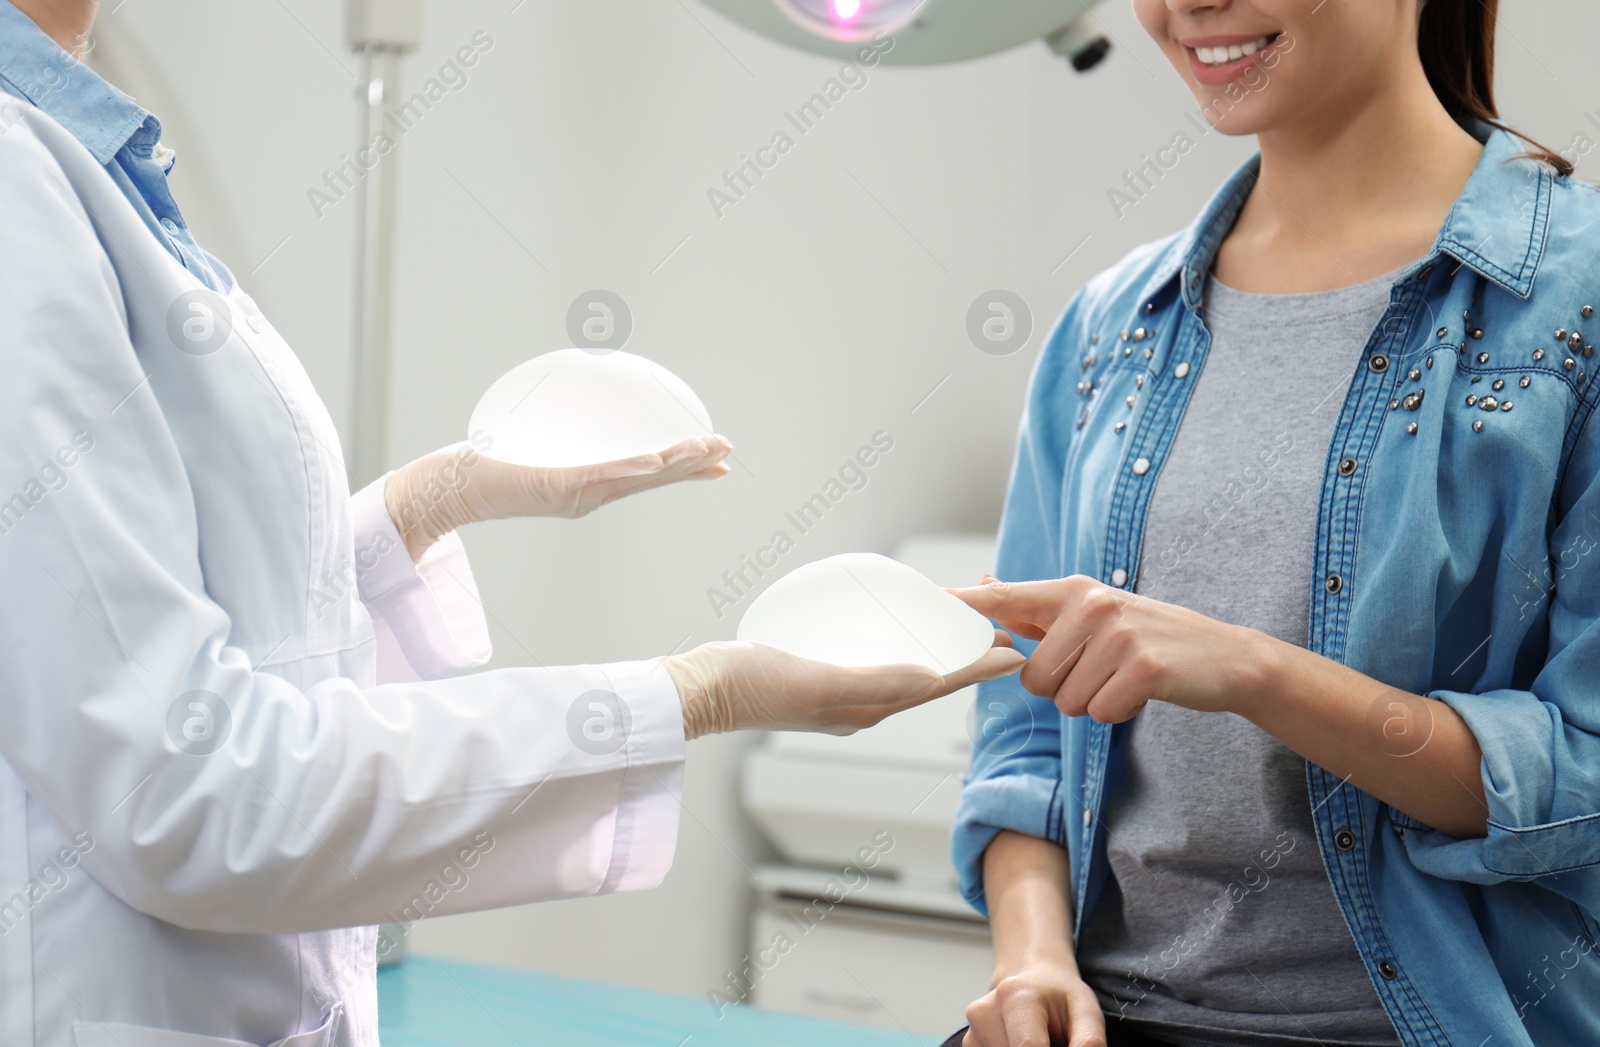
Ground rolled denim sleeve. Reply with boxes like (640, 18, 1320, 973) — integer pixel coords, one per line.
(953, 683, 1066, 917)
(1401, 397, 1600, 910)
(952, 298, 1083, 918)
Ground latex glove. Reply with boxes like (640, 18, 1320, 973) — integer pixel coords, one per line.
(384, 435, 732, 560)
(662, 633, 1026, 739)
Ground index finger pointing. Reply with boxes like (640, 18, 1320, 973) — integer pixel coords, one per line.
(947, 577, 1074, 633)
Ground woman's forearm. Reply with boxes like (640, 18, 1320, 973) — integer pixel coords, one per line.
(1238, 636, 1490, 839)
(982, 830, 1078, 982)
(951, 578, 1493, 840)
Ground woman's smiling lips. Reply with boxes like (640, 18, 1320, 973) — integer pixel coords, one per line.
(1181, 32, 1284, 86)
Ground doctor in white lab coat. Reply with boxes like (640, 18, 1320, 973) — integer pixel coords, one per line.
(0, 3, 1020, 1045)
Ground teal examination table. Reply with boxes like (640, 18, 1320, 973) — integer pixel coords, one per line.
(378, 955, 948, 1047)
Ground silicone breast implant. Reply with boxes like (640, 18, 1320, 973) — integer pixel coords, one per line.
(469, 349, 714, 468)
(737, 553, 995, 673)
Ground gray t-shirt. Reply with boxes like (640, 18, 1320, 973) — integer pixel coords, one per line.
(1074, 267, 1409, 1047)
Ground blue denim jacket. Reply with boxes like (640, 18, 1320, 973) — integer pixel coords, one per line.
(953, 121, 1600, 1047)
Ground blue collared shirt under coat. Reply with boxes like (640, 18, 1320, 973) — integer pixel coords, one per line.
(953, 121, 1600, 1047)
(0, 0, 221, 290)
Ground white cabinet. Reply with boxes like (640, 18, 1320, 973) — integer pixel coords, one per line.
(749, 897, 991, 1037)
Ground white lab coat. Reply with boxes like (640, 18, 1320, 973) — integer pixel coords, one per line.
(0, 107, 685, 1046)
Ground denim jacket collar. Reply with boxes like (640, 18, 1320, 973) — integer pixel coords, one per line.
(0, 0, 151, 165)
(1137, 120, 1553, 312)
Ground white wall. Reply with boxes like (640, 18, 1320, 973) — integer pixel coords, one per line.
(94, 0, 1600, 1003)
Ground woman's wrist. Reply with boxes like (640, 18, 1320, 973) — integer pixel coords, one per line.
(991, 939, 1080, 984)
(982, 830, 1077, 982)
(990, 895, 1078, 981)
(1217, 625, 1298, 722)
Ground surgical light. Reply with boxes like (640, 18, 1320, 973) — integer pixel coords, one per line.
(695, 0, 1114, 71)
(776, 0, 920, 40)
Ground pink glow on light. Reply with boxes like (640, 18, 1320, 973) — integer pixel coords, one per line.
(832, 0, 862, 21)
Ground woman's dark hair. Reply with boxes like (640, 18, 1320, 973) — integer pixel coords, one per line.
(1417, 0, 1573, 176)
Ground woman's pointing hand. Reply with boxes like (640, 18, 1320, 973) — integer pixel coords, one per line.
(948, 575, 1272, 723)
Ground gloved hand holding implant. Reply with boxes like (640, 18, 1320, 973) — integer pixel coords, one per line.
(670, 552, 1025, 736)
(390, 348, 1022, 735)
(383, 349, 733, 560)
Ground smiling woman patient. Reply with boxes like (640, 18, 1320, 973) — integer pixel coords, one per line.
(944, 1, 1600, 1046)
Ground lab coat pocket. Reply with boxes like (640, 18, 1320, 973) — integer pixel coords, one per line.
(73, 1009, 337, 1047)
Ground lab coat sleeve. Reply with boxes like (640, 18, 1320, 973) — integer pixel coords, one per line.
(0, 118, 684, 934)
(348, 474, 494, 683)
(1398, 390, 1600, 912)
(949, 295, 1084, 918)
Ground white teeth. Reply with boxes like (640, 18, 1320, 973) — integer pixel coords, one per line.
(1195, 35, 1273, 65)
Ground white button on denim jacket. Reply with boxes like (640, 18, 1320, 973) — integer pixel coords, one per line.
(954, 121, 1600, 1047)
